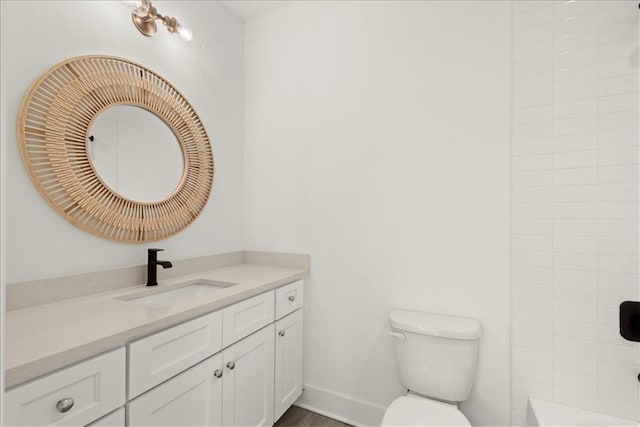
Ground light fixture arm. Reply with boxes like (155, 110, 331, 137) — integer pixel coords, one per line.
(161, 16, 182, 35)
(129, 0, 192, 41)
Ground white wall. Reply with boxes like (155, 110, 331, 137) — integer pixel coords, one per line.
(510, 1, 640, 424)
(0, 0, 7, 411)
(244, 2, 511, 425)
(1, 1, 244, 282)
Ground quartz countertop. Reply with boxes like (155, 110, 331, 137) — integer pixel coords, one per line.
(5, 263, 308, 388)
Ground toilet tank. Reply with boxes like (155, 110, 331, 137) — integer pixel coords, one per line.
(389, 309, 481, 403)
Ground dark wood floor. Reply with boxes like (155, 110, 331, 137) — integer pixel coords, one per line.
(274, 406, 352, 427)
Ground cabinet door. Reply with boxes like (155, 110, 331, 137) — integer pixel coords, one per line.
(128, 354, 223, 427)
(222, 324, 275, 427)
(88, 408, 125, 426)
(274, 309, 304, 421)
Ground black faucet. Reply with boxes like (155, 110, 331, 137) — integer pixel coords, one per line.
(147, 248, 173, 286)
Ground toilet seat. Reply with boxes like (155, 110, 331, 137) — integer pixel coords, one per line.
(381, 395, 471, 426)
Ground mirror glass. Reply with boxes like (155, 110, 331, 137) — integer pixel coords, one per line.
(88, 106, 184, 203)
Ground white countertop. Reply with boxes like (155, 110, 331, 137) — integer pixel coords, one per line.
(5, 263, 308, 388)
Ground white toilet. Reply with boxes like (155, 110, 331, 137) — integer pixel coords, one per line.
(381, 309, 482, 426)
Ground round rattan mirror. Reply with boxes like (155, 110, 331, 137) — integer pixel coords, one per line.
(17, 55, 214, 242)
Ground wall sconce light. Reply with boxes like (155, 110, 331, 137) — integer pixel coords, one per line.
(124, 0, 193, 42)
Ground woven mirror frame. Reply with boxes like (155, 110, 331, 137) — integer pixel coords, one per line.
(17, 55, 214, 242)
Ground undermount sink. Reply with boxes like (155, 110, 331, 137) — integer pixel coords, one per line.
(119, 279, 238, 308)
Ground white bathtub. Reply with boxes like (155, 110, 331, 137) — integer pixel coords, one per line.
(527, 398, 640, 427)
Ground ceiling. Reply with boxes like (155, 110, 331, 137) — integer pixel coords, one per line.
(221, 1, 292, 21)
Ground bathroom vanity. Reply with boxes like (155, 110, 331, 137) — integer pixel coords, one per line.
(4, 253, 307, 426)
(7, 54, 309, 426)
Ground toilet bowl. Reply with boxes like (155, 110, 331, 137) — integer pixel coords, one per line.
(381, 309, 481, 426)
(381, 394, 470, 426)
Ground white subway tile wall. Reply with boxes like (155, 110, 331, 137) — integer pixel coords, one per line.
(511, 1, 640, 424)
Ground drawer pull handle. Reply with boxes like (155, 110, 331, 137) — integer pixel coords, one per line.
(278, 330, 286, 337)
(214, 369, 223, 378)
(56, 398, 74, 413)
(226, 361, 236, 370)
(288, 295, 295, 302)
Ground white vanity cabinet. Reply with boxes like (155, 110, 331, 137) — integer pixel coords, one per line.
(273, 280, 304, 422)
(88, 408, 126, 427)
(275, 280, 303, 319)
(128, 310, 223, 398)
(127, 353, 224, 426)
(274, 308, 304, 421)
(222, 324, 275, 427)
(129, 324, 276, 427)
(5, 280, 304, 427)
(4, 348, 126, 427)
(223, 291, 275, 348)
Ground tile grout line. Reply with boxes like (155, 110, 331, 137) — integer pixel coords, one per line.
(550, 0, 556, 404)
(509, 1, 516, 423)
(595, 0, 601, 412)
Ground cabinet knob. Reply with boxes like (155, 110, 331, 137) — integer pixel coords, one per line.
(214, 369, 223, 378)
(226, 361, 236, 370)
(278, 330, 286, 337)
(288, 295, 295, 302)
(56, 398, 74, 413)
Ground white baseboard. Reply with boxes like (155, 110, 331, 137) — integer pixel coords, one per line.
(295, 383, 386, 427)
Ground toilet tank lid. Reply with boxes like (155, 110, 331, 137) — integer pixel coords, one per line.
(389, 309, 482, 340)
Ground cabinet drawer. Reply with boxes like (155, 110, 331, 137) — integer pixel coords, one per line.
(4, 347, 125, 426)
(223, 291, 275, 347)
(275, 280, 303, 320)
(129, 310, 222, 398)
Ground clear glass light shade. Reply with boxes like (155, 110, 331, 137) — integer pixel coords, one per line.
(119, 0, 140, 7)
(176, 25, 193, 42)
(127, 0, 151, 17)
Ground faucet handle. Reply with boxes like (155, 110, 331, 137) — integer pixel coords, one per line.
(148, 248, 165, 253)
